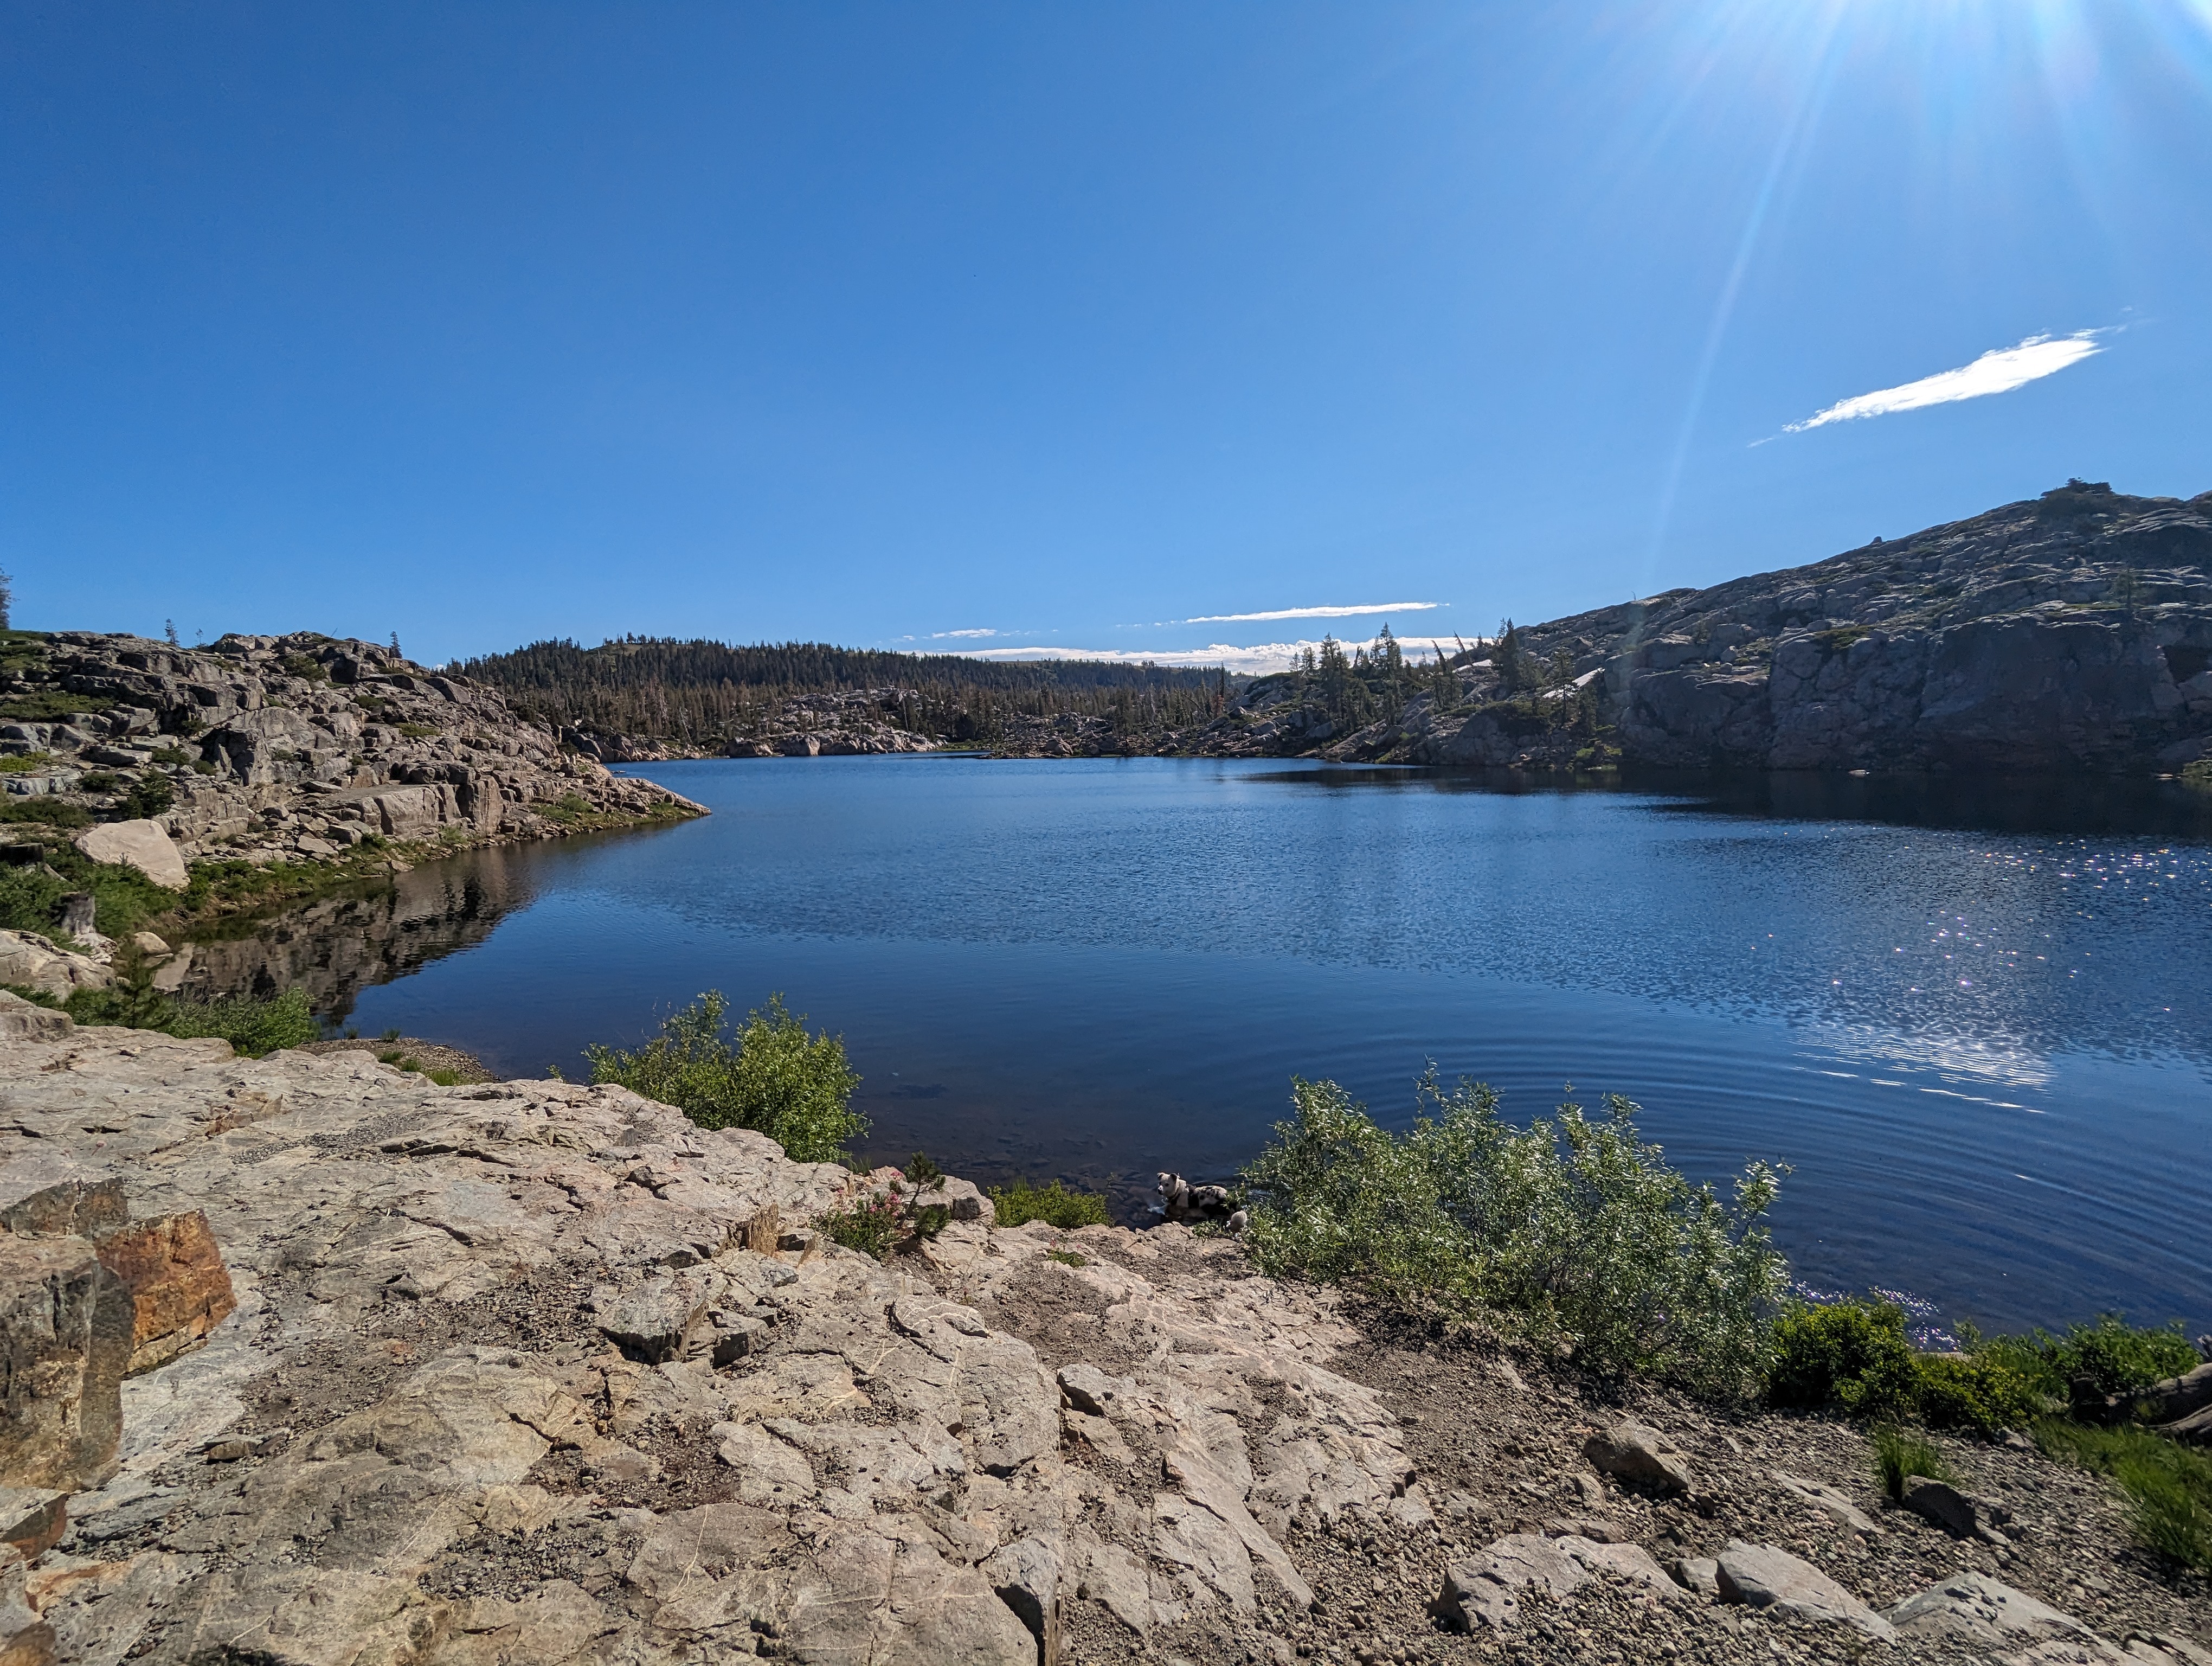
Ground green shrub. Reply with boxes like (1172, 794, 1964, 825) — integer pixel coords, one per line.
(987, 1177, 1111, 1229)
(1965, 1315, 2202, 1403)
(1914, 1352, 2043, 1435)
(397, 722, 440, 739)
(2037, 1419, 2212, 1571)
(1767, 1298, 2046, 1431)
(816, 1190, 904, 1258)
(1046, 1247, 1088, 1268)
(0, 843, 176, 939)
(585, 991, 864, 1163)
(76, 771, 124, 794)
(56, 984, 317, 1058)
(1870, 1426, 1957, 1500)
(124, 771, 176, 819)
(1768, 1299, 1922, 1421)
(0, 752, 52, 774)
(1240, 1073, 1786, 1396)
(0, 798, 90, 828)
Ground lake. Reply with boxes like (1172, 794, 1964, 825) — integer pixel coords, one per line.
(237, 757, 2212, 1339)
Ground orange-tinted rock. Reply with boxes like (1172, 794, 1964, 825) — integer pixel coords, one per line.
(92, 1211, 236, 1375)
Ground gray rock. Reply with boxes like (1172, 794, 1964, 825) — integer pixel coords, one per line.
(0, 1235, 132, 1489)
(0, 1489, 65, 1558)
(0, 934, 112, 1002)
(1670, 1555, 1719, 1597)
(1888, 1570, 2121, 1659)
(1584, 1420, 1693, 1495)
(0, 991, 73, 1043)
(591, 1269, 719, 1363)
(1715, 1539, 1895, 1638)
(1773, 1470, 1882, 1534)
(1902, 1474, 2012, 1542)
(72, 821, 188, 890)
(1432, 1533, 1679, 1631)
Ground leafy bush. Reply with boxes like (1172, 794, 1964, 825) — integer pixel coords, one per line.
(44, 983, 318, 1058)
(2037, 1419, 2212, 1571)
(1240, 1073, 1786, 1396)
(1768, 1297, 2044, 1432)
(1870, 1426, 1957, 1500)
(1768, 1299, 1922, 1421)
(77, 771, 124, 794)
(1964, 1314, 2201, 1403)
(987, 1177, 1111, 1229)
(586, 991, 864, 1163)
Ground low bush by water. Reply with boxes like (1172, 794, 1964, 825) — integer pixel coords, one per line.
(2037, 1419, 2212, 1572)
(8, 981, 318, 1058)
(585, 991, 865, 1164)
(986, 1177, 1110, 1229)
(1238, 1072, 1787, 1397)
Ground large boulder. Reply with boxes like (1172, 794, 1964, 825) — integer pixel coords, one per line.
(1715, 1540, 1894, 1638)
(0, 934, 112, 1001)
(0, 993, 72, 1043)
(92, 1211, 237, 1375)
(1584, 1420, 1693, 1494)
(0, 1235, 132, 1490)
(72, 821, 188, 890)
(1887, 1571, 2120, 1658)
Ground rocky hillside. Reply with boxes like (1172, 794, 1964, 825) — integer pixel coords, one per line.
(1, 629, 701, 881)
(1253, 480, 2212, 774)
(5, 1002, 2207, 1666)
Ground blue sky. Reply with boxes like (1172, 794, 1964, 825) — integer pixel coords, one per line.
(5, 2, 2209, 669)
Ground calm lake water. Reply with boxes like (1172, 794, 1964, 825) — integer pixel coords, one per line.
(295, 757, 2210, 1338)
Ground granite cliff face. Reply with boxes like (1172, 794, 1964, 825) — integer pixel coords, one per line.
(1603, 482, 2212, 773)
(1, 631, 702, 868)
(1191, 482, 2212, 776)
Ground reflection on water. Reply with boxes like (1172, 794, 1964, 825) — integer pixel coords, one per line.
(223, 759, 2212, 1334)
(180, 847, 542, 1024)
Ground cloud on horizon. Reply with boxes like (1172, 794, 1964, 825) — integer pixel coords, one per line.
(1784, 331, 2107, 433)
(1181, 600, 1440, 623)
(961, 635, 1468, 675)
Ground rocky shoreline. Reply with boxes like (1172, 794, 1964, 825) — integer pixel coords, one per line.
(1, 630, 704, 994)
(3, 1002, 2204, 1665)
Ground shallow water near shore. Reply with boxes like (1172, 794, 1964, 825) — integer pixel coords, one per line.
(224, 756, 2210, 1337)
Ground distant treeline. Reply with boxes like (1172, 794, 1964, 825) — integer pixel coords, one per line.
(454, 636, 1239, 743)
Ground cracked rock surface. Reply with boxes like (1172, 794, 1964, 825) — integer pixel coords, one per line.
(3, 1013, 2208, 1665)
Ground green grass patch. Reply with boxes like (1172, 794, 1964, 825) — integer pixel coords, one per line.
(0, 752, 52, 774)
(1241, 1073, 1786, 1396)
(0, 840, 180, 940)
(1870, 1426, 1957, 1501)
(2036, 1419, 2212, 1571)
(987, 1177, 1111, 1229)
(2181, 760, 2212, 792)
(586, 991, 865, 1164)
(0, 631, 49, 676)
(1045, 1247, 1088, 1268)
(396, 722, 440, 739)
(0, 797, 91, 828)
(0, 691, 115, 723)
(1812, 627, 1872, 652)
(1960, 1313, 2201, 1402)
(33, 983, 318, 1058)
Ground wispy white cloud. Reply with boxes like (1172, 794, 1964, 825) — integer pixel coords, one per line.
(1182, 600, 1441, 624)
(931, 627, 999, 638)
(959, 635, 1469, 675)
(1785, 331, 2107, 433)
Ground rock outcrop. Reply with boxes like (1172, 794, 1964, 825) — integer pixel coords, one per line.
(1243, 479, 2212, 776)
(0, 1002, 1426, 1665)
(0, 631, 703, 875)
(5, 1002, 2206, 1665)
